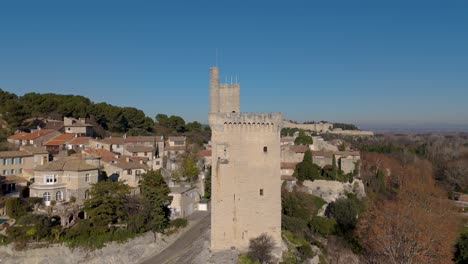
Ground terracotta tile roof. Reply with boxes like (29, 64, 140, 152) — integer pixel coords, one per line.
(109, 160, 149, 170)
(166, 146, 186, 151)
(281, 162, 298, 170)
(68, 137, 91, 145)
(124, 136, 163, 143)
(20, 146, 49, 155)
(0, 150, 31, 158)
(289, 145, 309, 153)
(198, 149, 212, 157)
(83, 148, 118, 163)
(0, 175, 27, 184)
(8, 129, 56, 140)
(100, 137, 125, 145)
(44, 133, 75, 146)
(35, 158, 98, 171)
(124, 145, 153, 153)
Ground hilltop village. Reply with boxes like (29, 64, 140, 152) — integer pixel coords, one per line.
(0, 68, 466, 264)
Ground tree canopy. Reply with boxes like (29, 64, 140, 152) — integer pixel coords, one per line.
(139, 170, 172, 239)
(84, 180, 130, 226)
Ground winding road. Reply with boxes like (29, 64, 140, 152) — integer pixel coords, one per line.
(140, 211, 210, 264)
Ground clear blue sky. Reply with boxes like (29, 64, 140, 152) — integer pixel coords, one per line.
(1, 1, 467, 129)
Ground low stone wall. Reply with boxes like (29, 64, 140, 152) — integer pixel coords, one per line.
(302, 179, 366, 204)
(329, 130, 374, 136)
(0, 226, 190, 264)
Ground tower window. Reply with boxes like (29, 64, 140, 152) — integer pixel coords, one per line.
(263, 146, 268, 153)
(259, 189, 263, 196)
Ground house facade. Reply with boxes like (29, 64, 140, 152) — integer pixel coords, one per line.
(29, 158, 99, 205)
(169, 186, 200, 219)
(63, 117, 93, 136)
(0, 147, 49, 179)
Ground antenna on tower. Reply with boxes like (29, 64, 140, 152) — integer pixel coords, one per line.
(235, 75, 238, 83)
(231, 76, 233, 84)
(215, 48, 218, 66)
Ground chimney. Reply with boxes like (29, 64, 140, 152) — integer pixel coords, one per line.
(139, 160, 144, 164)
(126, 157, 130, 162)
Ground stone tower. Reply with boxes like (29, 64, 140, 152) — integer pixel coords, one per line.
(209, 66, 282, 251)
(209, 66, 240, 114)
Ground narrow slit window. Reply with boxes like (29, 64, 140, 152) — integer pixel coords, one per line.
(259, 189, 263, 196)
(263, 146, 268, 153)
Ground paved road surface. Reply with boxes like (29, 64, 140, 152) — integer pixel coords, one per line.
(140, 211, 210, 264)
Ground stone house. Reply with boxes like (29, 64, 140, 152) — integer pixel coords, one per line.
(7, 129, 61, 146)
(66, 137, 91, 150)
(165, 136, 186, 155)
(0, 146, 49, 180)
(312, 151, 360, 174)
(280, 136, 295, 146)
(281, 162, 297, 178)
(169, 186, 200, 219)
(29, 158, 99, 205)
(44, 133, 76, 154)
(281, 144, 309, 163)
(63, 117, 93, 136)
(88, 137, 125, 153)
(105, 158, 149, 194)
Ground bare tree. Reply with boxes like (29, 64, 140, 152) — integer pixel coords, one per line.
(248, 233, 276, 264)
(357, 156, 461, 264)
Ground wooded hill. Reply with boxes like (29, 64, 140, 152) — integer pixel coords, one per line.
(0, 89, 209, 144)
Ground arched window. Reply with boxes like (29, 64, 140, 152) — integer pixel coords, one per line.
(43, 192, 51, 201)
(56, 191, 62, 201)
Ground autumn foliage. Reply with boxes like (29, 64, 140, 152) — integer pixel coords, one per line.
(357, 153, 461, 264)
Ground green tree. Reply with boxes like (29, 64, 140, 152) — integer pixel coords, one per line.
(140, 170, 172, 241)
(173, 152, 200, 183)
(454, 233, 468, 263)
(294, 130, 313, 145)
(204, 167, 212, 199)
(325, 195, 363, 233)
(186, 121, 202, 132)
(294, 150, 320, 181)
(168, 115, 186, 132)
(155, 114, 169, 126)
(84, 181, 130, 226)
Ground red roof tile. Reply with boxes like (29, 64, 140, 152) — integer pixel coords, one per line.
(44, 133, 75, 146)
(8, 129, 56, 140)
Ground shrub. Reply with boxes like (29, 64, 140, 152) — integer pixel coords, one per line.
(5, 198, 29, 219)
(282, 215, 308, 237)
(325, 194, 363, 234)
(309, 216, 336, 236)
(170, 218, 188, 229)
(248, 233, 276, 264)
(454, 233, 468, 263)
(238, 254, 260, 264)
